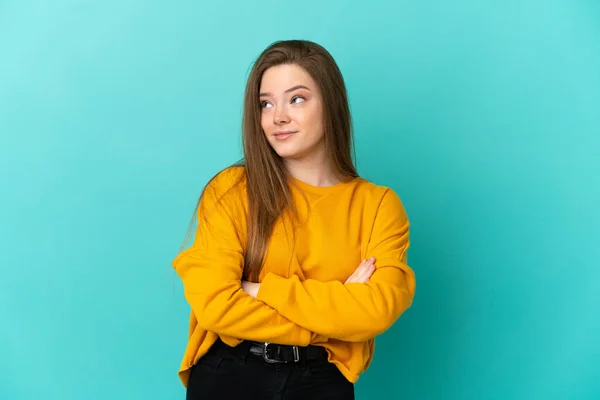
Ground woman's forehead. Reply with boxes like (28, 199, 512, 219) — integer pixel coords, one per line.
(259, 64, 316, 93)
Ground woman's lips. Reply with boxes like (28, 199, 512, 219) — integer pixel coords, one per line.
(274, 131, 296, 140)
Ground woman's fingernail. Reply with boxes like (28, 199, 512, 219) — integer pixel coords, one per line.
(369, 256, 375, 262)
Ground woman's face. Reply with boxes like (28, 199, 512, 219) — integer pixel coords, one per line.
(259, 64, 325, 162)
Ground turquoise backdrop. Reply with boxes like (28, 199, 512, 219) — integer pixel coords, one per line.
(1, 1, 598, 399)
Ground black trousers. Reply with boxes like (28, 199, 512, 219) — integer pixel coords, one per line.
(186, 339, 355, 400)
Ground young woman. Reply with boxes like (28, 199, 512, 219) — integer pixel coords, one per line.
(172, 39, 416, 399)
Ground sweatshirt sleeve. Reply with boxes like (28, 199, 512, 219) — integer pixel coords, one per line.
(256, 188, 416, 343)
(172, 171, 322, 346)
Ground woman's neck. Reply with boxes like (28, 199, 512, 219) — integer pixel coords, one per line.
(284, 159, 339, 188)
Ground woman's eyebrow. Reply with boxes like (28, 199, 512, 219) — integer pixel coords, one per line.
(259, 85, 311, 97)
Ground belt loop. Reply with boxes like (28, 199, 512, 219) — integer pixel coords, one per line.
(239, 340, 251, 363)
(301, 350, 312, 378)
(300, 349, 307, 367)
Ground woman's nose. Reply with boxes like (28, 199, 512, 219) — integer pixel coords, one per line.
(274, 106, 290, 124)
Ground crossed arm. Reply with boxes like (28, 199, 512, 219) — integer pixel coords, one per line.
(242, 256, 376, 297)
(173, 180, 415, 344)
(246, 190, 415, 342)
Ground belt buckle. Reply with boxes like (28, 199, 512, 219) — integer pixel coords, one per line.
(263, 342, 300, 363)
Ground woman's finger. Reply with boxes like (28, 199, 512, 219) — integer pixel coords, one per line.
(358, 263, 375, 282)
(362, 262, 377, 281)
(346, 257, 376, 284)
(348, 260, 367, 281)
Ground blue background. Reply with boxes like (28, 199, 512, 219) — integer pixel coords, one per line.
(1, 1, 599, 399)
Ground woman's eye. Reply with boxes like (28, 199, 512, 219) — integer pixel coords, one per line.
(291, 96, 305, 104)
(261, 101, 272, 109)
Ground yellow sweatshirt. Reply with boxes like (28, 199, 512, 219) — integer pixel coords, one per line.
(172, 166, 416, 387)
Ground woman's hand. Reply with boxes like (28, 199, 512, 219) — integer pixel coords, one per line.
(344, 256, 376, 284)
(241, 281, 260, 299)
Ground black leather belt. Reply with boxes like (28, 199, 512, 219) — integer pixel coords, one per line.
(247, 341, 327, 364)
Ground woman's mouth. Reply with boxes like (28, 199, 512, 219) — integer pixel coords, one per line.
(274, 131, 297, 140)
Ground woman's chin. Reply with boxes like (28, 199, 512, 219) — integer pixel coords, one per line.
(273, 146, 303, 160)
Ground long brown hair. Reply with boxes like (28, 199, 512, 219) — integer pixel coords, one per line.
(179, 40, 358, 282)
